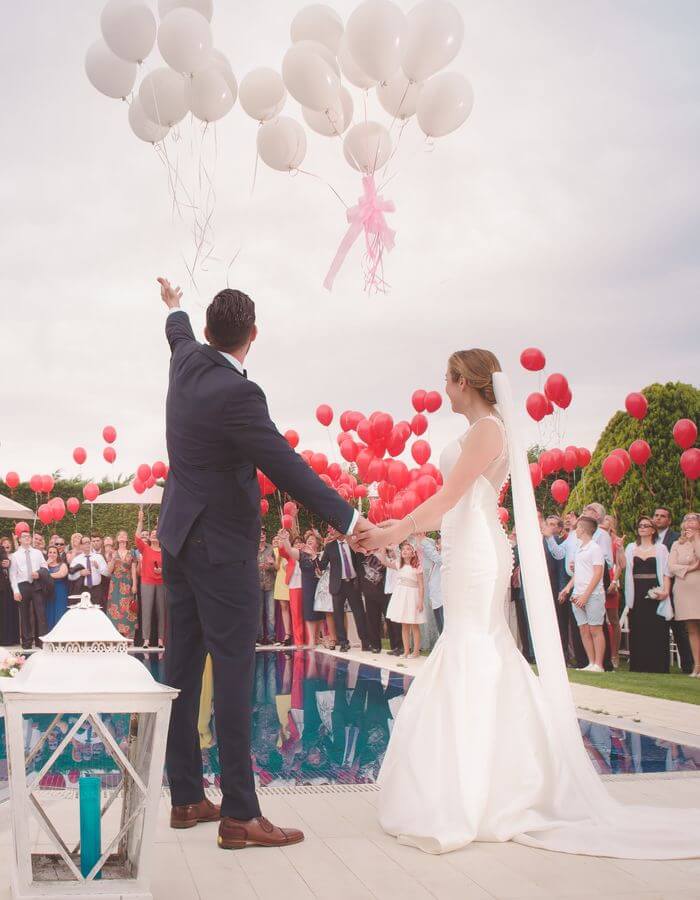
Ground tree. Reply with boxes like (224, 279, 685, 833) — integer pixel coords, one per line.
(567, 382, 699, 538)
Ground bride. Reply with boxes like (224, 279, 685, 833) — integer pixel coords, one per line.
(364, 348, 700, 859)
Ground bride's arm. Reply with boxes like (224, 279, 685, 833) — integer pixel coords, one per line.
(371, 419, 502, 548)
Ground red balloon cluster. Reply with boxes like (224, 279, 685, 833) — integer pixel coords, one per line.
(37, 496, 67, 526)
(625, 392, 648, 421)
(28, 474, 55, 495)
(522, 350, 572, 420)
(411, 389, 442, 414)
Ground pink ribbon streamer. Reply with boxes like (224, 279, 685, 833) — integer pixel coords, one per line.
(324, 175, 396, 293)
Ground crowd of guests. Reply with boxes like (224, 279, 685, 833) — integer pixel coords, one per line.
(0, 507, 165, 650)
(256, 525, 444, 660)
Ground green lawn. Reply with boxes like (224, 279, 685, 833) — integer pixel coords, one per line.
(566, 660, 700, 706)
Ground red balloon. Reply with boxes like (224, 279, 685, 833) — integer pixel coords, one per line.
(378, 482, 397, 503)
(412, 390, 427, 413)
(673, 418, 698, 450)
(610, 448, 631, 473)
(83, 482, 100, 502)
(562, 449, 578, 473)
(133, 479, 146, 495)
(37, 503, 53, 525)
(50, 497, 66, 521)
(316, 404, 334, 427)
(354, 483, 368, 499)
(66, 497, 80, 515)
(549, 448, 564, 472)
(356, 418, 373, 444)
(544, 374, 569, 406)
(557, 388, 572, 410)
(340, 439, 358, 462)
(576, 447, 591, 468)
(368, 499, 386, 524)
(680, 448, 700, 480)
(373, 412, 394, 440)
(356, 448, 374, 479)
(551, 479, 570, 505)
(418, 463, 440, 480)
(539, 451, 555, 477)
(629, 439, 651, 466)
(102, 426, 117, 444)
(339, 411, 355, 432)
(415, 475, 438, 501)
(40, 475, 54, 494)
(396, 421, 412, 441)
(281, 514, 294, 530)
(319, 474, 333, 487)
(73, 447, 87, 465)
(145, 476, 156, 489)
(526, 393, 547, 423)
(310, 453, 328, 475)
(103, 447, 116, 464)
(602, 455, 626, 486)
(283, 501, 298, 517)
(152, 460, 167, 479)
(370, 439, 387, 459)
(387, 460, 409, 489)
(520, 347, 546, 372)
(284, 430, 300, 449)
(260, 499, 269, 516)
(424, 391, 442, 413)
(387, 434, 405, 458)
(403, 489, 420, 513)
(411, 440, 431, 466)
(544, 396, 554, 416)
(411, 413, 428, 436)
(4, 471, 19, 490)
(529, 462, 543, 488)
(14, 521, 30, 537)
(498, 507, 510, 525)
(625, 392, 648, 421)
(29, 474, 42, 493)
(137, 463, 152, 483)
(367, 458, 387, 483)
(327, 463, 342, 483)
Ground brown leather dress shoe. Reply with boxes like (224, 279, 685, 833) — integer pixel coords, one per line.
(217, 815, 304, 850)
(170, 797, 221, 829)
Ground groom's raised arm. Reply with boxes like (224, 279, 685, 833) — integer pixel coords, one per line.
(224, 381, 357, 536)
(158, 276, 194, 354)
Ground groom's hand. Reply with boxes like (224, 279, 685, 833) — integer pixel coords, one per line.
(348, 516, 373, 548)
(157, 277, 183, 309)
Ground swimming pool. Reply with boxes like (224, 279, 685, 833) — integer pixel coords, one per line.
(2, 650, 698, 795)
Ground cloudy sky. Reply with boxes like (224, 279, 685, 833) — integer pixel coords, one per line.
(1, 0, 698, 483)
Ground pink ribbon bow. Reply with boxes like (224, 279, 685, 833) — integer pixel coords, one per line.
(324, 175, 396, 293)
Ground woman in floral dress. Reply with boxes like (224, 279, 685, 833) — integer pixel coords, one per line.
(107, 529, 138, 640)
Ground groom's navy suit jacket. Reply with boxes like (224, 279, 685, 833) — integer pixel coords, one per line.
(158, 310, 355, 563)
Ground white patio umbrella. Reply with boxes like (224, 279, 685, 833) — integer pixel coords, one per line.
(0, 493, 34, 520)
(92, 482, 164, 505)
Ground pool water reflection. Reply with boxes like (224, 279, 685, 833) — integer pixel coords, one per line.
(2, 650, 699, 796)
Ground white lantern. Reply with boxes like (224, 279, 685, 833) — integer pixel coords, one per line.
(1, 593, 177, 900)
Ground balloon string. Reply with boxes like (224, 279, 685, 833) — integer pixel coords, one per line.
(294, 168, 348, 209)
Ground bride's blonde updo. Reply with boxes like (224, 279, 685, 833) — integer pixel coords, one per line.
(448, 349, 502, 405)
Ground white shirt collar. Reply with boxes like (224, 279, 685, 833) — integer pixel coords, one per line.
(216, 350, 245, 375)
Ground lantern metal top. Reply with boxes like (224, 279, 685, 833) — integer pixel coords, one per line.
(2, 593, 177, 698)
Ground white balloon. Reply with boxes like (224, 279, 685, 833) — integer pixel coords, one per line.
(139, 66, 188, 126)
(343, 121, 392, 174)
(416, 71, 474, 137)
(290, 4, 344, 53)
(293, 39, 340, 78)
(401, 0, 464, 82)
(345, 0, 405, 84)
(187, 67, 236, 122)
(128, 96, 170, 142)
(158, 0, 213, 21)
(282, 44, 339, 112)
(239, 67, 287, 121)
(377, 72, 422, 119)
(257, 117, 307, 172)
(100, 0, 156, 63)
(85, 38, 137, 99)
(158, 8, 212, 74)
(337, 33, 376, 90)
(208, 49, 238, 97)
(302, 86, 353, 136)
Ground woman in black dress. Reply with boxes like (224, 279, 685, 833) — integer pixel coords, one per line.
(281, 533, 325, 647)
(0, 536, 20, 646)
(625, 516, 672, 673)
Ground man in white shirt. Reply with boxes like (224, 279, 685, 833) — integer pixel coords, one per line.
(558, 517, 606, 672)
(9, 531, 49, 649)
(545, 502, 613, 574)
(68, 535, 109, 609)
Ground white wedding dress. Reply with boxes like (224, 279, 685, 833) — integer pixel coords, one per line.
(378, 373, 700, 859)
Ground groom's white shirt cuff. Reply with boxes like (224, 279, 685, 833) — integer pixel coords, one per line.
(168, 308, 359, 535)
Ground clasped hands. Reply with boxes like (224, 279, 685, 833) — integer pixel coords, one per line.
(348, 516, 404, 553)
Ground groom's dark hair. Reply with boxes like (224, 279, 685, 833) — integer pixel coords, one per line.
(207, 289, 256, 351)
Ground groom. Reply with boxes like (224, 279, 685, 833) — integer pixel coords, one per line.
(157, 278, 374, 850)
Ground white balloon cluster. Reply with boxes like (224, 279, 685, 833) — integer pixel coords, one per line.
(249, 0, 474, 176)
(85, 0, 238, 144)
